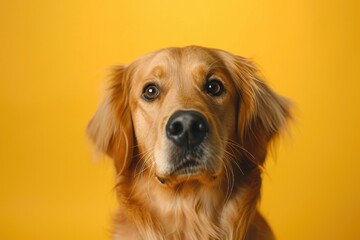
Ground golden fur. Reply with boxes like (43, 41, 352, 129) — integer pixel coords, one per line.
(87, 46, 291, 240)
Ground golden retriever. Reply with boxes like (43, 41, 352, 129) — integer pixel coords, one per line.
(87, 46, 291, 240)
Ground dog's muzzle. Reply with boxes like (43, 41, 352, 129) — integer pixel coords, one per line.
(157, 110, 217, 184)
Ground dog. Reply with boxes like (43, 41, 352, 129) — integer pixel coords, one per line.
(87, 46, 291, 240)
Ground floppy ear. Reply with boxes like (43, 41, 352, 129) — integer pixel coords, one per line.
(222, 53, 291, 165)
(87, 65, 134, 174)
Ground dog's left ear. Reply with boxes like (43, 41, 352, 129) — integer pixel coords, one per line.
(220, 52, 292, 165)
(87, 65, 134, 174)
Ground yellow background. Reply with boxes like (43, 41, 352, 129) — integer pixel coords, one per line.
(1, 0, 359, 239)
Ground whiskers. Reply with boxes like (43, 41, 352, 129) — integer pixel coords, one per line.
(133, 145, 155, 177)
(224, 139, 255, 162)
(114, 143, 156, 202)
(220, 138, 259, 205)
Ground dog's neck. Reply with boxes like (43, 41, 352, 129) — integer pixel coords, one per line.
(114, 164, 261, 239)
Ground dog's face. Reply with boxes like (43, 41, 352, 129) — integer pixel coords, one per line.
(129, 47, 238, 183)
(88, 46, 291, 187)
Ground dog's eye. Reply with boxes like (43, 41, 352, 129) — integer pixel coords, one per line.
(142, 83, 160, 102)
(205, 79, 225, 96)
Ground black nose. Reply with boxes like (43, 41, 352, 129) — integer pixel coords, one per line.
(166, 111, 209, 148)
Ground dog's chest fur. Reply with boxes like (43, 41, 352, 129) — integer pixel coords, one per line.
(113, 173, 260, 240)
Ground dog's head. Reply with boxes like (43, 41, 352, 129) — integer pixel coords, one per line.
(88, 46, 291, 186)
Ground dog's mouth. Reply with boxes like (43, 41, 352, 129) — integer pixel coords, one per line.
(171, 149, 207, 174)
(155, 150, 218, 185)
(172, 157, 204, 175)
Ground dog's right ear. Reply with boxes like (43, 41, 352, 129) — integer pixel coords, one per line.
(87, 65, 134, 174)
(218, 51, 292, 166)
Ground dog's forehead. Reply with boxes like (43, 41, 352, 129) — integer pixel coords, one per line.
(129, 47, 237, 103)
(141, 47, 222, 75)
